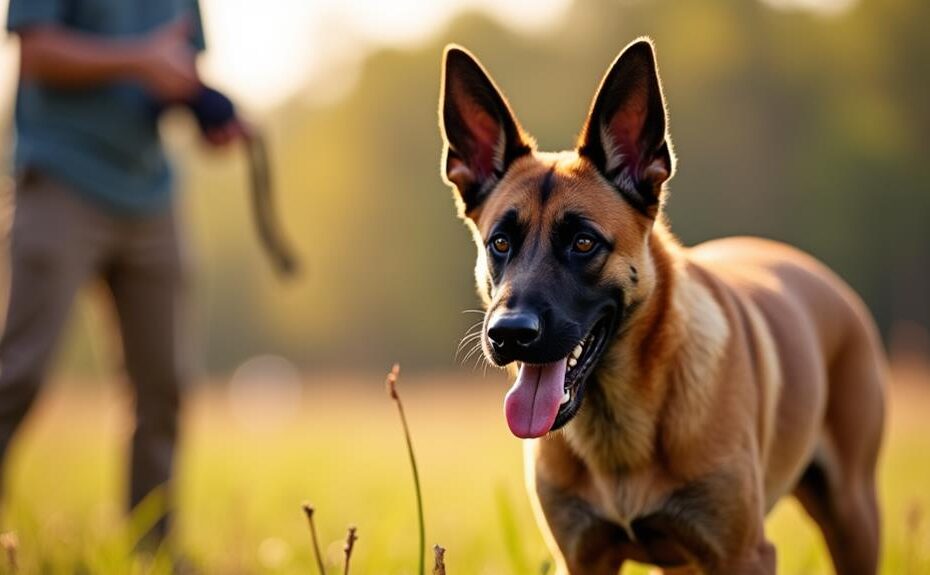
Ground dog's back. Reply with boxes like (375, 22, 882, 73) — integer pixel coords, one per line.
(689, 236, 885, 571)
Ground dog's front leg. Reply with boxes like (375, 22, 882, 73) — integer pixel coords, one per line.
(529, 473, 628, 575)
(646, 469, 776, 575)
(659, 540, 775, 575)
(711, 539, 776, 575)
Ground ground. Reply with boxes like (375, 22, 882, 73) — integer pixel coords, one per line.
(1, 366, 928, 574)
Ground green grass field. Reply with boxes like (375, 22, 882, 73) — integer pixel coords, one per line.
(1, 366, 928, 574)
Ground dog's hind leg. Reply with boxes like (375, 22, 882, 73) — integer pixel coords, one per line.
(793, 325, 885, 575)
(794, 457, 880, 575)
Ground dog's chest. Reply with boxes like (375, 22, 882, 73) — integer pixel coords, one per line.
(587, 466, 676, 536)
(585, 469, 700, 566)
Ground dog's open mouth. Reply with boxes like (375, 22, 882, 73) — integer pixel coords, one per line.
(504, 317, 611, 438)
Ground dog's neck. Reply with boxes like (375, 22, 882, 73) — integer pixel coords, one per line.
(562, 220, 730, 475)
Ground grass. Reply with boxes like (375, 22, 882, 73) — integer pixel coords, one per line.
(1, 365, 929, 574)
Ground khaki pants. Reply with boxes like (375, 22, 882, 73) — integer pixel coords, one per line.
(0, 171, 189, 539)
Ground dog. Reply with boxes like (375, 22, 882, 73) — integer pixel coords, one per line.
(437, 38, 885, 574)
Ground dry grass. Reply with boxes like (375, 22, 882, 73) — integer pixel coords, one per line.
(300, 365, 434, 574)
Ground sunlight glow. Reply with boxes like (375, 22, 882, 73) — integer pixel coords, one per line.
(1, 0, 856, 116)
(759, 0, 858, 15)
(0, 0, 571, 115)
(198, 0, 571, 110)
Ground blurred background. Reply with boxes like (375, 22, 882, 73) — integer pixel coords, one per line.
(1, 0, 928, 573)
(3, 0, 929, 375)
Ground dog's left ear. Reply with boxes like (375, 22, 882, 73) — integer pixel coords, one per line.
(578, 39, 674, 216)
(440, 45, 534, 214)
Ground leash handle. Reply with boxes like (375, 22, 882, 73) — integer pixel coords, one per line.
(245, 130, 300, 278)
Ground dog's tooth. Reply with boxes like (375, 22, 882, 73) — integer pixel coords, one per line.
(561, 388, 571, 404)
(568, 357, 578, 367)
(572, 345, 583, 358)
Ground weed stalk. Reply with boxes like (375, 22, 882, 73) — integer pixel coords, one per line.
(432, 544, 446, 575)
(386, 364, 426, 575)
(343, 526, 358, 575)
(302, 503, 327, 575)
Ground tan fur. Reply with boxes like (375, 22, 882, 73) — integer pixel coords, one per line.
(440, 43, 885, 574)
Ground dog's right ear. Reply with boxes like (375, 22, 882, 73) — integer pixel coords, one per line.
(440, 45, 533, 214)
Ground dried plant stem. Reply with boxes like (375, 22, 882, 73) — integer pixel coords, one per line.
(302, 503, 327, 575)
(386, 364, 426, 575)
(432, 544, 446, 575)
(343, 526, 358, 575)
(0, 532, 18, 573)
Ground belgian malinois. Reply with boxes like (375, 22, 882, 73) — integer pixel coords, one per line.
(438, 39, 885, 574)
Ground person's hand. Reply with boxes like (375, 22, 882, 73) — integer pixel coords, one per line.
(204, 118, 248, 148)
(135, 18, 200, 102)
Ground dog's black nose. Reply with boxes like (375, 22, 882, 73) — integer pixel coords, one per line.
(488, 312, 541, 349)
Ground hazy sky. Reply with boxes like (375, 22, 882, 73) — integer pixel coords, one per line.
(197, 0, 572, 108)
(0, 0, 855, 117)
(0, 0, 570, 114)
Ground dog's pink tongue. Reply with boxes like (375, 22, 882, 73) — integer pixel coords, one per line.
(504, 359, 567, 438)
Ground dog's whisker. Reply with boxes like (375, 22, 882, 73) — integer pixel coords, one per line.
(469, 345, 491, 372)
(460, 342, 484, 366)
(459, 327, 483, 341)
(455, 320, 486, 358)
(458, 321, 484, 339)
(473, 349, 494, 374)
(456, 329, 483, 350)
(455, 337, 483, 359)
(461, 309, 485, 315)
(472, 352, 484, 372)
(460, 343, 482, 365)
(461, 342, 479, 363)
(455, 334, 481, 354)
(455, 336, 484, 360)
(459, 326, 483, 340)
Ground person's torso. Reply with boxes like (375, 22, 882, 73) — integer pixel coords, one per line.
(13, 0, 201, 214)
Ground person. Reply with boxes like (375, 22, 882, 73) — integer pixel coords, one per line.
(0, 0, 240, 545)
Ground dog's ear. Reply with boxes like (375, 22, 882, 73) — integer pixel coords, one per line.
(440, 45, 533, 214)
(578, 38, 674, 216)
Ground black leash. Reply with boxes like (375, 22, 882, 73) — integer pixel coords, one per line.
(152, 86, 299, 278)
(244, 129, 298, 277)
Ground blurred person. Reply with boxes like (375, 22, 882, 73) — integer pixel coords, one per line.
(0, 0, 241, 548)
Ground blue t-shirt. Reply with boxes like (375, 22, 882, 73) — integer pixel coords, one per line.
(6, 0, 205, 214)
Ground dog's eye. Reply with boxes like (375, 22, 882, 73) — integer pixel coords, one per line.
(491, 235, 511, 255)
(573, 234, 597, 254)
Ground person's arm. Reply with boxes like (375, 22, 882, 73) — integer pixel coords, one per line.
(18, 19, 200, 102)
(183, 1, 244, 147)
(188, 0, 207, 53)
